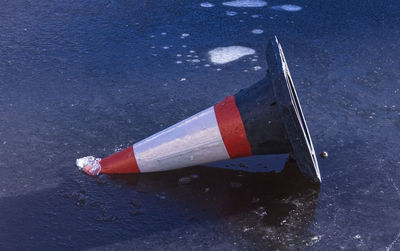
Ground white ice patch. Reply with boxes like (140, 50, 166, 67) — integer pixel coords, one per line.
(208, 46, 255, 64)
(222, 0, 267, 8)
(226, 11, 238, 16)
(251, 29, 264, 34)
(181, 33, 190, 37)
(271, 4, 302, 12)
(253, 66, 262, 71)
(201, 2, 215, 7)
(251, 14, 260, 18)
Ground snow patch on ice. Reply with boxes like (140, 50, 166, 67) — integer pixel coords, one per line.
(208, 46, 255, 64)
(201, 2, 215, 7)
(226, 10, 238, 16)
(251, 29, 264, 34)
(222, 0, 267, 8)
(271, 4, 302, 12)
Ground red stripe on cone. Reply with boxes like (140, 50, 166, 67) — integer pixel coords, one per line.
(214, 96, 252, 158)
(99, 146, 140, 174)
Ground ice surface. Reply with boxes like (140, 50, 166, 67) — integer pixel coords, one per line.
(208, 46, 255, 64)
(271, 4, 302, 12)
(251, 29, 264, 34)
(76, 156, 102, 176)
(222, 0, 267, 8)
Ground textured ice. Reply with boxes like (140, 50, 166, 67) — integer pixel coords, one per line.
(271, 4, 302, 11)
(222, 0, 267, 8)
(208, 46, 255, 64)
(76, 156, 102, 176)
(251, 29, 264, 34)
(200, 2, 215, 7)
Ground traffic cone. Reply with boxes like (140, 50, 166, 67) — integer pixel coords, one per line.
(77, 37, 321, 183)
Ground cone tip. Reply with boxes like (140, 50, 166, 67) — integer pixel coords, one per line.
(76, 156, 102, 176)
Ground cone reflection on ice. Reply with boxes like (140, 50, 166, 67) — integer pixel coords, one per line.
(77, 37, 321, 183)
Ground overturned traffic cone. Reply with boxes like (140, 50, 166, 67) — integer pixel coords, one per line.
(77, 37, 321, 183)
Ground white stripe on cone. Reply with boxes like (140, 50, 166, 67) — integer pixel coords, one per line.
(134, 107, 230, 172)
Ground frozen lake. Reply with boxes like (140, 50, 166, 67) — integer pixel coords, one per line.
(0, 0, 399, 249)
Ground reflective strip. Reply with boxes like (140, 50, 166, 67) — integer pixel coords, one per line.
(214, 96, 252, 158)
(100, 146, 140, 174)
(134, 107, 230, 172)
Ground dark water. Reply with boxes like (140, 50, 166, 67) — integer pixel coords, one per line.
(1, 0, 399, 250)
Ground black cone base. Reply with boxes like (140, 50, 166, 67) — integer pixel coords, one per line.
(267, 37, 321, 183)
